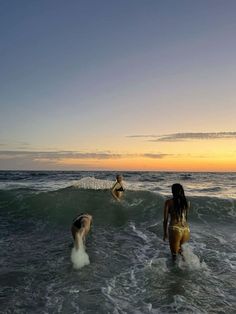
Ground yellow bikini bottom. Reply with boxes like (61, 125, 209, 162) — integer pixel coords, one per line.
(169, 225, 190, 235)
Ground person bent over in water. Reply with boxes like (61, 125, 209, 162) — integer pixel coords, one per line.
(71, 213, 93, 250)
(163, 183, 190, 260)
(111, 174, 125, 201)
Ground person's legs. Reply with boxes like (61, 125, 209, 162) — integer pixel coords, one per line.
(179, 228, 190, 252)
(169, 228, 182, 260)
(82, 220, 91, 238)
(74, 227, 86, 250)
(72, 224, 85, 249)
(71, 225, 78, 240)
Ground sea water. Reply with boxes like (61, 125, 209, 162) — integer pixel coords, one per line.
(0, 171, 235, 313)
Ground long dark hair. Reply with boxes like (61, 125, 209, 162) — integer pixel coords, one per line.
(171, 183, 188, 220)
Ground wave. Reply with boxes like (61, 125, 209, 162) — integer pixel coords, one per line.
(180, 173, 193, 180)
(193, 186, 222, 193)
(0, 182, 235, 231)
(72, 176, 114, 190)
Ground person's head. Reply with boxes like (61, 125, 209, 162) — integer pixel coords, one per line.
(171, 183, 185, 198)
(171, 183, 188, 216)
(116, 174, 123, 183)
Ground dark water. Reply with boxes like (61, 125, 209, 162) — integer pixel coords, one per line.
(0, 171, 235, 313)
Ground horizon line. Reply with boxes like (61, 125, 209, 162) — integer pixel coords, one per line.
(0, 169, 235, 173)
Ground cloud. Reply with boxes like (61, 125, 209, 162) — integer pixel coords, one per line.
(142, 153, 170, 159)
(0, 140, 31, 150)
(126, 135, 158, 138)
(0, 150, 171, 162)
(0, 150, 126, 170)
(0, 150, 123, 160)
(16, 142, 31, 149)
(128, 132, 236, 142)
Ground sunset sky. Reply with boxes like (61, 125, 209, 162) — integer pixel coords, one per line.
(0, 0, 236, 171)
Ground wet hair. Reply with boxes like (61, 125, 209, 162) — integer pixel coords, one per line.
(116, 174, 122, 180)
(171, 183, 188, 220)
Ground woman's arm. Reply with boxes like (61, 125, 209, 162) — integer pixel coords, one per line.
(111, 182, 120, 201)
(163, 200, 169, 241)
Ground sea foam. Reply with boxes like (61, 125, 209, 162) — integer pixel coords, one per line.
(178, 243, 208, 271)
(71, 235, 90, 269)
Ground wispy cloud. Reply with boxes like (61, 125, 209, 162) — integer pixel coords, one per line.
(142, 153, 169, 159)
(0, 150, 171, 161)
(126, 135, 158, 138)
(128, 132, 236, 142)
(0, 151, 123, 160)
(16, 142, 31, 149)
(0, 140, 31, 150)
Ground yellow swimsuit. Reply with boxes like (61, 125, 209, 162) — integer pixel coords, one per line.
(169, 209, 190, 234)
(169, 225, 190, 235)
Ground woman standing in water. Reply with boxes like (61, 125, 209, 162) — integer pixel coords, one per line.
(163, 183, 190, 260)
(111, 174, 125, 201)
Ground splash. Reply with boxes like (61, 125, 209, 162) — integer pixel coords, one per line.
(178, 243, 207, 270)
(72, 176, 137, 191)
(72, 177, 113, 190)
(71, 235, 90, 269)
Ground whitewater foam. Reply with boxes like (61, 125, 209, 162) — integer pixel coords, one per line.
(72, 177, 113, 190)
(178, 243, 208, 271)
(71, 235, 90, 269)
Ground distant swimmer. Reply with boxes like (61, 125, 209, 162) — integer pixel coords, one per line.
(163, 183, 190, 261)
(111, 174, 125, 201)
(71, 213, 93, 269)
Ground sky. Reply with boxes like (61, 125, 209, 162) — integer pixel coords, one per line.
(0, 0, 236, 171)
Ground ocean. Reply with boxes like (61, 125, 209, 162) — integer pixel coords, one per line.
(0, 171, 235, 313)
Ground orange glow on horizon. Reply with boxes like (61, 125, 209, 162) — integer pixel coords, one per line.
(55, 155, 236, 172)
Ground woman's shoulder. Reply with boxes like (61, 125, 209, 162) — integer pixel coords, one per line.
(111, 181, 119, 189)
